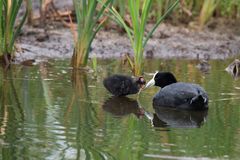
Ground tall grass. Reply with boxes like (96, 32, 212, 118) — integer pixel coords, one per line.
(72, 0, 113, 68)
(0, 0, 28, 65)
(151, 0, 240, 29)
(199, 0, 220, 29)
(113, 0, 126, 18)
(26, 0, 33, 24)
(218, 0, 240, 18)
(100, 0, 179, 75)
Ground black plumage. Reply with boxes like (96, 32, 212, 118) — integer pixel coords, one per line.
(103, 74, 145, 96)
(145, 72, 208, 110)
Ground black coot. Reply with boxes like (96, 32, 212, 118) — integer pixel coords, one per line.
(145, 72, 208, 110)
(103, 74, 146, 96)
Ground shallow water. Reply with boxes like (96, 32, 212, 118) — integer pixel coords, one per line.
(0, 58, 240, 160)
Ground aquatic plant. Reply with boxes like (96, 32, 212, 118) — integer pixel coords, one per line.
(0, 0, 28, 65)
(91, 54, 98, 75)
(199, 0, 220, 29)
(113, 0, 126, 18)
(218, 0, 240, 18)
(99, 0, 179, 75)
(26, 0, 33, 24)
(153, 0, 165, 19)
(71, 0, 113, 68)
(155, 0, 240, 26)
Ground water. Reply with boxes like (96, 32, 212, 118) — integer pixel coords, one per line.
(0, 59, 240, 160)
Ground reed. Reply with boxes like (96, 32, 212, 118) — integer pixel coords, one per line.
(72, 0, 113, 68)
(25, 0, 33, 24)
(219, 0, 240, 18)
(100, 0, 179, 75)
(113, 0, 126, 17)
(91, 54, 98, 75)
(0, 0, 28, 65)
(199, 0, 219, 29)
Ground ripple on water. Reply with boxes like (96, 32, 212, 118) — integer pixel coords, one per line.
(144, 154, 214, 160)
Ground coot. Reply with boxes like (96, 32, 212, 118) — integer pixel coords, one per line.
(144, 72, 208, 110)
(103, 74, 146, 96)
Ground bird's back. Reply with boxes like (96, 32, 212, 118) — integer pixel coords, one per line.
(103, 75, 139, 96)
(153, 82, 208, 110)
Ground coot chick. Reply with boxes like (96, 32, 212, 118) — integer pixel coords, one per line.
(103, 74, 146, 96)
(144, 72, 208, 110)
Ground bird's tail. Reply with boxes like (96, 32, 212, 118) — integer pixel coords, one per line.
(190, 94, 208, 110)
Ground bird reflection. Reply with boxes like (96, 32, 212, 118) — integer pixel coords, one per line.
(102, 96, 145, 118)
(102, 97, 208, 128)
(152, 107, 208, 128)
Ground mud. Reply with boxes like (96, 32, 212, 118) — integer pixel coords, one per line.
(16, 1, 240, 62)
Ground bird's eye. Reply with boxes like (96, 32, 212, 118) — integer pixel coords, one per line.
(139, 77, 146, 84)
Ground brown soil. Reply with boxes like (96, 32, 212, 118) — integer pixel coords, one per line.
(16, 1, 240, 63)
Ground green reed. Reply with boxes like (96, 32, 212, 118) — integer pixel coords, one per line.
(113, 0, 126, 18)
(72, 0, 112, 68)
(26, 0, 33, 24)
(100, 0, 179, 75)
(219, 0, 240, 18)
(199, 0, 220, 29)
(0, 0, 28, 64)
(91, 54, 98, 75)
(151, 0, 239, 29)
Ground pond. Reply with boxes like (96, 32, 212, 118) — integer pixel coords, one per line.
(0, 58, 240, 160)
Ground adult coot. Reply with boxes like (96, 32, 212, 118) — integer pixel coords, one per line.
(144, 72, 208, 110)
(103, 74, 146, 96)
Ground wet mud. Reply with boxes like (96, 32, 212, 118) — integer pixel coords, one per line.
(16, 1, 240, 62)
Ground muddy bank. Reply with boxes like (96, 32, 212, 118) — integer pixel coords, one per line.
(17, 22, 240, 62)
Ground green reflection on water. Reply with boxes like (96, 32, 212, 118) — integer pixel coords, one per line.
(0, 58, 240, 160)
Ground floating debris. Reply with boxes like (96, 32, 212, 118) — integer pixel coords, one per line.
(225, 59, 240, 78)
(21, 59, 36, 66)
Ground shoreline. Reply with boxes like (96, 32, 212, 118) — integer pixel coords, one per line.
(16, 22, 240, 63)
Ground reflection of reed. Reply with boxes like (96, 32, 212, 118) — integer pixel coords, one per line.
(68, 70, 100, 159)
(64, 69, 89, 121)
(71, 69, 89, 98)
(0, 69, 24, 135)
(39, 63, 53, 107)
(0, 76, 8, 135)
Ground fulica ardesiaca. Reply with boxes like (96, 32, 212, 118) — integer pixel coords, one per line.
(103, 74, 146, 96)
(144, 72, 208, 110)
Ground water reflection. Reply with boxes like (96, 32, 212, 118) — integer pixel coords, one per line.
(0, 59, 240, 159)
(153, 107, 208, 128)
(102, 97, 208, 128)
(102, 96, 144, 118)
(196, 60, 211, 74)
(0, 68, 26, 159)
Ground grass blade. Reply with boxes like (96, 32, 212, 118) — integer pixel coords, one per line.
(143, 0, 179, 48)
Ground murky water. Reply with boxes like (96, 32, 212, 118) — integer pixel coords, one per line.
(0, 58, 240, 160)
